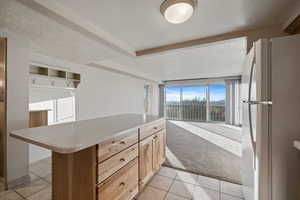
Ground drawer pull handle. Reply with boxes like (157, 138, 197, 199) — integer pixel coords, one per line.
(153, 127, 158, 130)
(120, 158, 126, 162)
(120, 141, 126, 145)
(154, 135, 158, 139)
(119, 182, 125, 187)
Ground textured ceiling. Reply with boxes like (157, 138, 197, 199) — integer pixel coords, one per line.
(0, 0, 122, 64)
(57, 0, 297, 50)
(97, 38, 247, 80)
(0, 0, 297, 81)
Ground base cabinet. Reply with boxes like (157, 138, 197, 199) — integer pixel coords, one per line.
(153, 130, 166, 171)
(139, 129, 166, 189)
(52, 119, 166, 200)
(139, 135, 154, 188)
(98, 158, 139, 200)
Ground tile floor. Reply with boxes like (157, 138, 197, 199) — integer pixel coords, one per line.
(0, 158, 244, 200)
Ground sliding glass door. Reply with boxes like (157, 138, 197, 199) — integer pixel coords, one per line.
(165, 87, 181, 120)
(165, 84, 226, 122)
(181, 86, 207, 121)
(209, 85, 226, 121)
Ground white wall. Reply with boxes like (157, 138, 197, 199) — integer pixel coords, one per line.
(26, 54, 159, 164)
(31, 54, 159, 121)
(6, 33, 29, 183)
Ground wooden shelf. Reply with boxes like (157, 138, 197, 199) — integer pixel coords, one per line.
(30, 66, 48, 76)
(67, 72, 80, 81)
(30, 64, 81, 88)
(48, 69, 67, 79)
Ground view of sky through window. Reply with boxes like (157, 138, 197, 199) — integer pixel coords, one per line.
(209, 85, 226, 103)
(182, 86, 206, 101)
(166, 87, 181, 103)
(166, 85, 225, 103)
(165, 85, 226, 121)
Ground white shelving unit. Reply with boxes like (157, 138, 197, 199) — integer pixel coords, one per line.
(30, 65, 81, 89)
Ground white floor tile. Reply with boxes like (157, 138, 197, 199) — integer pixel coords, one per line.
(13, 179, 49, 198)
(220, 181, 243, 198)
(221, 193, 244, 200)
(148, 175, 173, 191)
(138, 186, 167, 200)
(158, 167, 177, 179)
(169, 180, 194, 199)
(165, 193, 191, 200)
(197, 175, 220, 191)
(0, 190, 24, 200)
(176, 171, 199, 185)
(27, 187, 51, 200)
(193, 186, 220, 200)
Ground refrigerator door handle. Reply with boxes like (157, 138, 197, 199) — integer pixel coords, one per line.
(248, 104, 256, 155)
(247, 47, 257, 169)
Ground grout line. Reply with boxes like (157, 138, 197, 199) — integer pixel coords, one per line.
(220, 192, 244, 200)
(163, 177, 175, 200)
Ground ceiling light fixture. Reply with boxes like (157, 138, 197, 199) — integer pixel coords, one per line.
(160, 0, 197, 24)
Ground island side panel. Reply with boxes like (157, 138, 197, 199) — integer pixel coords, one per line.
(52, 146, 96, 200)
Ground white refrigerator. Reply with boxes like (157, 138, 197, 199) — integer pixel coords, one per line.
(241, 34, 300, 200)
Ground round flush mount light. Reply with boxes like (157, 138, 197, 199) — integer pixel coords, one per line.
(160, 0, 197, 24)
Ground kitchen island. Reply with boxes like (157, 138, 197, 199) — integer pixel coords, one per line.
(10, 114, 166, 200)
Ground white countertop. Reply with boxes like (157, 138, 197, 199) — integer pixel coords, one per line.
(294, 140, 300, 151)
(10, 114, 164, 154)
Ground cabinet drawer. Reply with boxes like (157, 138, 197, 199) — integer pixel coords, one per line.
(98, 129, 138, 162)
(98, 158, 139, 200)
(98, 144, 138, 183)
(139, 120, 166, 140)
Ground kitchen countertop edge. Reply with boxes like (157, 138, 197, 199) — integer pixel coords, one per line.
(10, 114, 165, 154)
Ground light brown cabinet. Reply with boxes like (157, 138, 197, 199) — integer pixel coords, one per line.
(97, 129, 138, 163)
(52, 119, 166, 200)
(98, 144, 138, 183)
(139, 120, 166, 140)
(139, 129, 166, 189)
(153, 130, 166, 171)
(98, 158, 139, 200)
(139, 135, 154, 188)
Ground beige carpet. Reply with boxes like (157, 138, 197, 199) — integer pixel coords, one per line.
(164, 121, 242, 184)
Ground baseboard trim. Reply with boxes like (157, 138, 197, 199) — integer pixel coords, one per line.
(7, 174, 30, 189)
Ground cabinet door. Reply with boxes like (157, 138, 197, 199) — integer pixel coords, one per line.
(153, 130, 166, 172)
(139, 136, 154, 188)
(160, 130, 166, 166)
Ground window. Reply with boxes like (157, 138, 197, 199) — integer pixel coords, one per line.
(165, 87, 181, 120)
(182, 86, 207, 121)
(165, 87, 180, 104)
(165, 84, 226, 122)
(144, 85, 151, 114)
(209, 85, 226, 121)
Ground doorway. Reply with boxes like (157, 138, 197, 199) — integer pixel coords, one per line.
(29, 87, 76, 163)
